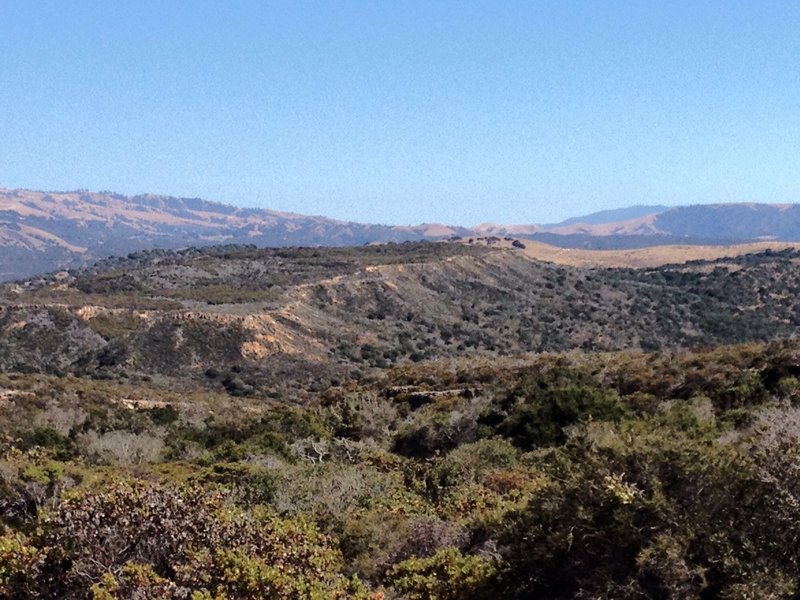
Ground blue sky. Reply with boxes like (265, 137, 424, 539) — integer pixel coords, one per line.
(2, 1, 800, 225)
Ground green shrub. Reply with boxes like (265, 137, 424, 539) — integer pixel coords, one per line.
(386, 547, 498, 600)
(14, 427, 76, 459)
(496, 385, 626, 449)
(9, 478, 369, 598)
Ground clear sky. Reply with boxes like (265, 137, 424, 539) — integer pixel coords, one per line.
(2, 1, 800, 226)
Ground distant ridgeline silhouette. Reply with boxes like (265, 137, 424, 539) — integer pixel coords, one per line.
(1, 188, 799, 280)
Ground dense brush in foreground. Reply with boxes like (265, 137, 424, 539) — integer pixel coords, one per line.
(3, 340, 800, 598)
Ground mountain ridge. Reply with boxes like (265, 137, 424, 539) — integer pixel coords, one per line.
(3, 187, 800, 281)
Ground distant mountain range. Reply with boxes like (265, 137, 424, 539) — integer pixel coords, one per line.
(477, 203, 800, 241)
(2, 187, 800, 280)
(0, 188, 473, 280)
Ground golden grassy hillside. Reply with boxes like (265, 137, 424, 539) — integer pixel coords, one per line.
(485, 238, 800, 268)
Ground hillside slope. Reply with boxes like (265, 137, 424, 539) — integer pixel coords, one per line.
(2, 242, 800, 397)
(4, 242, 800, 598)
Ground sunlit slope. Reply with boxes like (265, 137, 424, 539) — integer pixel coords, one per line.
(510, 239, 800, 268)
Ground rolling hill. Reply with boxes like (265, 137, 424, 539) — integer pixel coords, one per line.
(481, 203, 800, 247)
(3, 241, 800, 397)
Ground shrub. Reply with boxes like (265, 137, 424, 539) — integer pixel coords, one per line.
(0, 529, 45, 598)
(6, 478, 370, 598)
(386, 547, 498, 600)
(496, 385, 626, 449)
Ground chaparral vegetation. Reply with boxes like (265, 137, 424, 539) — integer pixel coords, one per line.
(2, 242, 800, 598)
